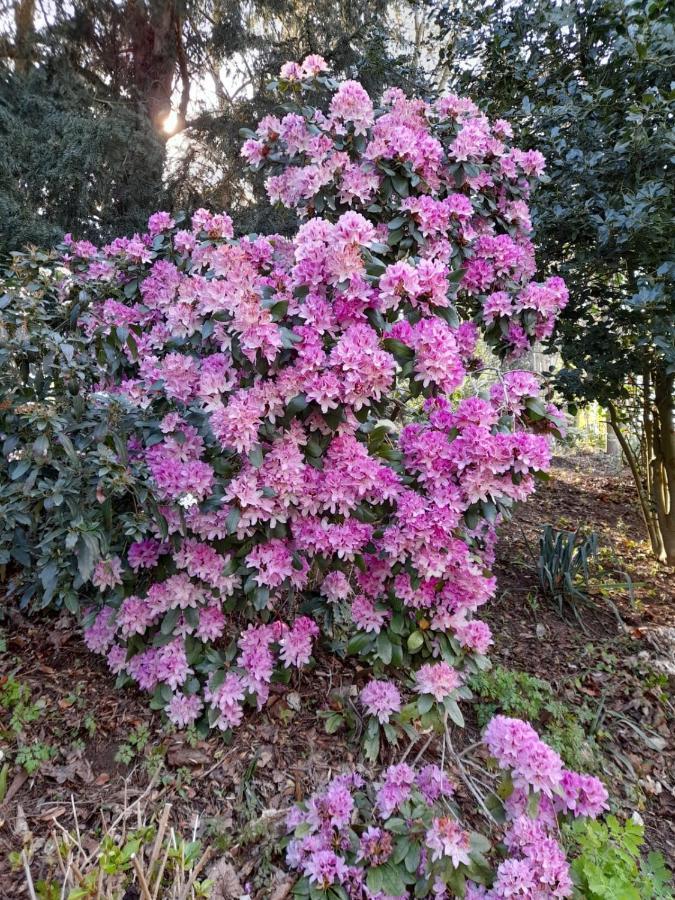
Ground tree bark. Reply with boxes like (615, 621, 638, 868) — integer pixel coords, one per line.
(605, 420, 622, 468)
(13, 0, 35, 73)
(652, 368, 675, 565)
(608, 401, 664, 560)
(126, 0, 186, 132)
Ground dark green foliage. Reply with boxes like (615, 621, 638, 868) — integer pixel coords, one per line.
(538, 525, 599, 619)
(0, 0, 426, 251)
(436, 0, 674, 397)
(0, 249, 162, 612)
(0, 67, 166, 253)
(436, 0, 675, 562)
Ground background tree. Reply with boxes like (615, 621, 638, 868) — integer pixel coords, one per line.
(0, 0, 424, 252)
(432, 0, 674, 563)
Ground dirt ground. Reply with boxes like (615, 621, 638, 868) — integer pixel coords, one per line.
(1, 449, 673, 896)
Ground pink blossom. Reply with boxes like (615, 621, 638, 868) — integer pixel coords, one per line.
(279, 616, 319, 667)
(166, 692, 203, 728)
(147, 211, 175, 235)
(425, 818, 471, 867)
(359, 679, 401, 724)
(91, 556, 123, 591)
(376, 763, 415, 817)
(351, 595, 389, 634)
(417, 765, 455, 804)
(415, 662, 461, 702)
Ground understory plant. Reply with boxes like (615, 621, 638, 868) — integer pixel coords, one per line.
(18, 801, 212, 899)
(564, 815, 673, 900)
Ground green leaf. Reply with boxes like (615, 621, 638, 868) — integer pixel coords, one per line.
(392, 175, 409, 197)
(226, 507, 241, 534)
(0, 764, 8, 803)
(417, 693, 434, 715)
(387, 215, 407, 229)
(405, 843, 421, 873)
(248, 444, 264, 468)
(161, 607, 181, 635)
(376, 632, 393, 664)
(444, 697, 465, 727)
(346, 632, 373, 655)
(379, 863, 407, 895)
(9, 459, 31, 480)
(366, 867, 384, 894)
(324, 713, 344, 735)
(407, 630, 425, 652)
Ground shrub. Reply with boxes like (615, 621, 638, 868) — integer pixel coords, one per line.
(0, 250, 163, 611)
(2, 57, 566, 738)
(1, 53, 637, 900)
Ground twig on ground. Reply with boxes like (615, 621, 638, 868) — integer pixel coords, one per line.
(22, 851, 38, 900)
(179, 845, 214, 900)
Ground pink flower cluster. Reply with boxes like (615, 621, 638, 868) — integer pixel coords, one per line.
(415, 662, 462, 702)
(286, 719, 608, 896)
(359, 679, 401, 724)
(244, 56, 569, 357)
(484, 716, 608, 813)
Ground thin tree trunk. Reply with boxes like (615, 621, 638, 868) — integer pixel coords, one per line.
(605, 420, 622, 468)
(653, 369, 675, 565)
(644, 368, 654, 511)
(608, 401, 664, 559)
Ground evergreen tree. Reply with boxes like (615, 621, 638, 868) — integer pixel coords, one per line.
(433, 0, 675, 563)
(0, 0, 424, 251)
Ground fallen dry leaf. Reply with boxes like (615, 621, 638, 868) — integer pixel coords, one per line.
(43, 757, 94, 785)
(205, 859, 245, 899)
(167, 745, 212, 767)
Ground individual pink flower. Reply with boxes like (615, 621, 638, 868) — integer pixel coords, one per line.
(376, 763, 415, 817)
(83, 607, 116, 653)
(166, 692, 203, 728)
(320, 571, 352, 603)
(147, 211, 175, 235)
(416, 765, 454, 804)
(425, 818, 472, 867)
(329, 81, 374, 135)
(91, 556, 123, 591)
(303, 849, 348, 888)
(351, 595, 389, 634)
(279, 616, 320, 668)
(415, 662, 461, 702)
(357, 826, 393, 866)
(359, 679, 401, 724)
(559, 771, 609, 818)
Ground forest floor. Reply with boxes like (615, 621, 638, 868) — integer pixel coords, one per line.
(1, 448, 673, 897)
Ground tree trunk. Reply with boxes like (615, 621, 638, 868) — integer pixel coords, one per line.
(652, 368, 675, 565)
(126, 0, 186, 132)
(608, 402, 664, 560)
(13, 0, 35, 73)
(605, 421, 622, 468)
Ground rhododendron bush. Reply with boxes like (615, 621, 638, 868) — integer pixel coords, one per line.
(50, 57, 568, 736)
